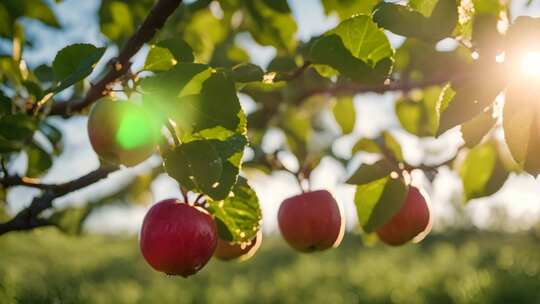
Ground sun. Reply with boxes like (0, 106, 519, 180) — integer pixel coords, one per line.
(520, 51, 540, 77)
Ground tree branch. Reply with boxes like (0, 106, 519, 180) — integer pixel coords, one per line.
(0, 175, 59, 190)
(0, 165, 118, 236)
(274, 61, 312, 82)
(50, 0, 184, 116)
(296, 76, 452, 103)
(0, 0, 184, 235)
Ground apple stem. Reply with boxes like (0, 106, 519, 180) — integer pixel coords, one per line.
(194, 193, 205, 206)
(306, 176, 312, 192)
(294, 173, 306, 193)
(180, 186, 190, 204)
(165, 120, 180, 147)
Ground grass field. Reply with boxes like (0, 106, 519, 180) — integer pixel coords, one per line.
(1, 230, 540, 304)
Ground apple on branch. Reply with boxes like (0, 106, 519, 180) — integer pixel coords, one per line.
(376, 187, 431, 246)
(278, 190, 345, 253)
(139, 199, 218, 277)
(87, 98, 160, 167)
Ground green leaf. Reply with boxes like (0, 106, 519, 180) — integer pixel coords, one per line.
(395, 86, 441, 137)
(142, 38, 193, 72)
(0, 91, 11, 116)
(99, 0, 141, 45)
(503, 80, 540, 175)
(230, 63, 264, 83)
(143, 46, 177, 72)
(165, 131, 248, 201)
(34, 64, 55, 83)
(267, 56, 297, 73)
(310, 15, 394, 83)
(321, 0, 379, 20)
(281, 105, 312, 160)
(327, 15, 393, 64)
(156, 37, 194, 63)
(39, 121, 63, 155)
(458, 141, 508, 201)
(501, 16, 540, 174)
(0, 114, 38, 141)
(23, 80, 44, 100)
(437, 62, 505, 136)
(346, 159, 395, 185)
(25, 142, 53, 178)
(0, 138, 22, 153)
(409, 0, 439, 17)
(471, 14, 504, 56)
(460, 110, 496, 148)
(0, 204, 7, 222)
(261, 0, 290, 13)
(210, 42, 251, 68)
(207, 177, 262, 242)
(203, 133, 248, 201)
(396, 99, 423, 135)
(0, 56, 23, 86)
(141, 65, 245, 135)
(52, 44, 106, 93)
(244, 0, 297, 52)
(182, 9, 228, 62)
(184, 71, 244, 133)
(393, 39, 470, 83)
(505, 16, 540, 63)
(3, 0, 59, 28)
(352, 138, 382, 154)
(373, 0, 458, 41)
(383, 132, 404, 163)
(141, 63, 210, 99)
(163, 140, 223, 194)
(332, 96, 355, 134)
(354, 176, 408, 233)
(0, 4, 12, 37)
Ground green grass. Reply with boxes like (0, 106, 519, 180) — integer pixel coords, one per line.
(1, 230, 540, 303)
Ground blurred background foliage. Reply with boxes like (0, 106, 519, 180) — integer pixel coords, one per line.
(2, 229, 540, 304)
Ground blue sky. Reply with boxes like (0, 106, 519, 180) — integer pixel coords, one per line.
(6, 0, 540, 234)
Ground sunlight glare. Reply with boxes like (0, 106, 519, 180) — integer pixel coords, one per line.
(520, 51, 540, 77)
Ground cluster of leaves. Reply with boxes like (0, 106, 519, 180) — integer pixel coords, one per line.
(0, 0, 539, 240)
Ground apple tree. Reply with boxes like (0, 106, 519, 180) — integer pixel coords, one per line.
(0, 0, 538, 275)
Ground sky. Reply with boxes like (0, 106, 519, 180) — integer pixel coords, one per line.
(5, 0, 540, 235)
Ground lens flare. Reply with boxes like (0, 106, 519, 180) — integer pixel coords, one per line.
(520, 51, 540, 77)
(116, 108, 154, 149)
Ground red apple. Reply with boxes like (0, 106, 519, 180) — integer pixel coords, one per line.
(214, 231, 262, 261)
(278, 190, 345, 252)
(376, 187, 430, 246)
(87, 98, 160, 166)
(139, 199, 218, 277)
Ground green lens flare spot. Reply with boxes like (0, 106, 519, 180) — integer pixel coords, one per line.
(116, 108, 154, 149)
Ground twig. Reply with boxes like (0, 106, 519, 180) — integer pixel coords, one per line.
(50, 0, 184, 116)
(274, 61, 312, 82)
(266, 152, 305, 193)
(0, 165, 118, 236)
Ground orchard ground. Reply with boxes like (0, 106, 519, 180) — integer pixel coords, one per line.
(2, 229, 540, 304)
